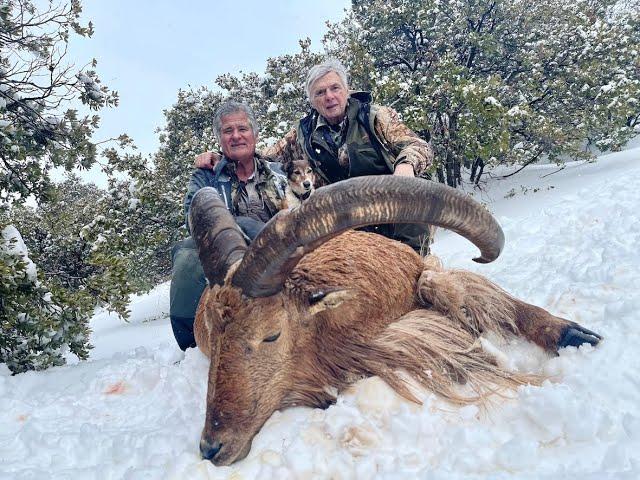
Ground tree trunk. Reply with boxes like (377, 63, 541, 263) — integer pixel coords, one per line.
(470, 157, 485, 184)
(445, 114, 461, 188)
(453, 154, 462, 187)
(436, 164, 445, 184)
(434, 112, 463, 187)
(475, 162, 485, 186)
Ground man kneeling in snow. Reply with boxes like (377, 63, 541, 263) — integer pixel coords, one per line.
(170, 101, 287, 350)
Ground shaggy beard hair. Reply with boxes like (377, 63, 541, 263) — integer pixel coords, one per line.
(287, 308, 538, 410)
(365, 310, 538, 405)
(286, 258, 541, 409)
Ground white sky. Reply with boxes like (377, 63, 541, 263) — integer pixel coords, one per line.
(68, 0, 350, 157)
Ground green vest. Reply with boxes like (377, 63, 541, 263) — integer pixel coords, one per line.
(297, 92, 396, 184)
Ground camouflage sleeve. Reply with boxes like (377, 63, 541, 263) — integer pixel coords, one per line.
(261, 126, 307, 165)
(373, 106, 433, 176)
(183, 168, 216, 234)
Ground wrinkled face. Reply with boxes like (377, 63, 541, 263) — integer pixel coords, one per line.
(199, 291, 298, 466)
(310, 71, 349, 125)
(218, 112, 257, 163)
(287, 159, 316, 197)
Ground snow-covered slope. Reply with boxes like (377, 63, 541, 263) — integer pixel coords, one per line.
(1, 147, 639, 480)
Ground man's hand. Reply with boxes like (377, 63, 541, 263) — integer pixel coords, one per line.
(393, 162, 415, 177)
(194, 151, 220, 169)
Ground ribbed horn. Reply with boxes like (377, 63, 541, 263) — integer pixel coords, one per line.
(231, 176, 504, 298)
(189, 187, 247, 286)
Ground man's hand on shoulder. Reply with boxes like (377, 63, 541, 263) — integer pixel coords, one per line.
(194, 151, 220, 169)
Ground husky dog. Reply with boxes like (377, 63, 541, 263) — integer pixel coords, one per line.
(283, 159, 316, 209)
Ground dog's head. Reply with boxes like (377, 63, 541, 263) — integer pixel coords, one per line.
(285, 159, 316, 199)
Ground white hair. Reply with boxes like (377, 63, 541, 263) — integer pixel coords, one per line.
(305, 58, 349, 103)
(213, 101, 259, 141)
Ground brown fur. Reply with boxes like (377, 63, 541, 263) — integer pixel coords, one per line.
(417, 261, 575, 351)
(196, 230, 588, 465)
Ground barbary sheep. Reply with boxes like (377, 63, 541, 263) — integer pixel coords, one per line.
(188, 176, 601, 465)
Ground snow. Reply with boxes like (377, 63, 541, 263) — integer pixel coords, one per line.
(2, 146, 640, 479)
(506, 106, 527, 117)
(1, 225, 38, 283)
(127, 198, 141, 211)
(277, 83, 296, 95)
(484, 96, 502, 107)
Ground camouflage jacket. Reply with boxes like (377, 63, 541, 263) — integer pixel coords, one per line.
(264, 92, 433, 185)
(183, 155, 287, 234)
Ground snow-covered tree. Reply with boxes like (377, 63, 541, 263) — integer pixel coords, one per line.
(96, 88, 226, 290)
(0, 0, 129, 205)
(1, 223, 92, 373)
(11, 176, 134, 308)
(1, 0, 129, 372)
(2, 174, 140, 372)
(325, 0, 640, 186)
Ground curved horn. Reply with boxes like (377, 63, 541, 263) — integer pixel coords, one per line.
(231, 176, 504, 298)
(189, 187, 247, 286)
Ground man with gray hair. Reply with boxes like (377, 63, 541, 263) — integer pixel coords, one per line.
(196, 58, 435, 253)
(281, 58, 431, 182)
(170, 100, 287, 350)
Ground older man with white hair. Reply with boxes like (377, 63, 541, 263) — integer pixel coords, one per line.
(196, 59, 435, 253)
(171, 100, 287, 351)
(284, 59, 431, 181)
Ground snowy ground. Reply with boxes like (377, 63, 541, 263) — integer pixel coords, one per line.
(1, 146, 640, 480)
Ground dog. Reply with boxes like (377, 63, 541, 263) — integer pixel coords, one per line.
(283, 159, 316, 209)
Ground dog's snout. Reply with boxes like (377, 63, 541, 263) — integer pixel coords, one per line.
(303, 180, 312, 189)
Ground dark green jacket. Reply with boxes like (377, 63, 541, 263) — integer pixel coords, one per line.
(297, 92, 396, 184)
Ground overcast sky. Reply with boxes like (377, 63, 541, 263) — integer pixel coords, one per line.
(68, 0, 350, 161)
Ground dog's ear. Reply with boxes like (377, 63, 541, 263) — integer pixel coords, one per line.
(284, 159, 294, 177)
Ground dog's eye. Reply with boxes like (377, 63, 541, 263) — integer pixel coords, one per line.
(263, 332, 281, 343)
(306, 168, 313, 174)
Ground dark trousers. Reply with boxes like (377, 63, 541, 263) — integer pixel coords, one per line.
(361, 223, 434, 256)
(169, 216, 265, 350)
